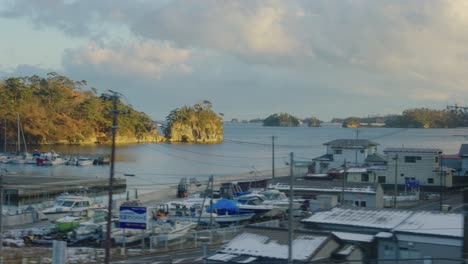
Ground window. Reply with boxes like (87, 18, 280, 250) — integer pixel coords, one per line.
(360, 201, 366, 207)
(360, 149, 365, 153)
(334, 149, 342, 154)
(361, 174, 369, 182)
(428, 178, 434, 184)
(378, 176, 386, 183)
(383, 245, 394, 258)
(435, 156, 439, 163)
(320, 163, 328, 169)
(405, 156, 422, 163)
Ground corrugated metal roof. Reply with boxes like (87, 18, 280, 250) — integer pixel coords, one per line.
(458, 144, 468, 157)
(384, 147, 442, 154)
(324, 139, 378, 148)
(302, 207, 463, 238)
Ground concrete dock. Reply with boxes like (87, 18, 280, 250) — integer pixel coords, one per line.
(2, 175, 126, 206)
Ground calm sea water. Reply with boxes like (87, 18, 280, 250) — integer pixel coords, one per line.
(2, 123, 468, 195)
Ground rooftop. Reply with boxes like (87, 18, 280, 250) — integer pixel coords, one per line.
(219, 228, 330, 261)
(302, 207, 463, 238)
(458, 144, 468, 157)
(324, 139, 378, 149)
(383, 147, 442, 154)
(268, 178, 378, 194)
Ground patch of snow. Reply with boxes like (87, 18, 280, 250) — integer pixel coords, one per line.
(383, 195, 418, 201)
(332, 232, 374, 242)
(394, 211, 463, 237)
(375, 232, 393, 238)
(221, 233, 327, 261)
(336, 245, 355, 256)
(207, 253, 239, 262)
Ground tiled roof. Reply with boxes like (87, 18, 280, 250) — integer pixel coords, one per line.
(324, 139, 378, 148)
(384, 147, 442, 154)
(312, 154, 334, 161)
(365, 153, 387, 163)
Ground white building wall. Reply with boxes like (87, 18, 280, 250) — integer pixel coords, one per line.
(461, 158, 468, 176)
(384, 152, 442, 186)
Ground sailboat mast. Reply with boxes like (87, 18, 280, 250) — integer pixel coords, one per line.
(3, 118, 6, 153)
(16, 114, 20, 153)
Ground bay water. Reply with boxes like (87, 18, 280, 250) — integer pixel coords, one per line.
(2, 123, 468, 201)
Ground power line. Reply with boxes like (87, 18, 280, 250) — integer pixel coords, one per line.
(159, 143, 284, 159)
(141, 144, 252, 169)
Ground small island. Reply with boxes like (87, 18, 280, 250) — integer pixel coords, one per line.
(263, 113, 301, 127)
(164, 101, 223, 143)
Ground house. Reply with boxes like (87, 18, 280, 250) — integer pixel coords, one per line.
(382, 147, 453, 189)
(346, 166, 388, 185)
(301, 207, 463, 263)
(458, 144, 468, 176)
(268, 176, 384, 208)
(206, 226, 363, 263)
(312, 139, 379, 174)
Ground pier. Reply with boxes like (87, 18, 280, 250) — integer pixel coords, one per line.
(2, 175, 126, 206)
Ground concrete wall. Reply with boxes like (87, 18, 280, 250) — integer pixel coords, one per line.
(385, 152, 441, 187)
(3, 211, 38, 227)
(377, 237, 462, 264)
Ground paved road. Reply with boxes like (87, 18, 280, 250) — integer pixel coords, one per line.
(401, 191, 464, 212)
(112, 248, 218, 264)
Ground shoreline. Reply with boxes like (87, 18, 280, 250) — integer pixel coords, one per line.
(116, 167, 289, 207)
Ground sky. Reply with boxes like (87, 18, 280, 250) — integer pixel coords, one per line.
(0, 0, 467, 122)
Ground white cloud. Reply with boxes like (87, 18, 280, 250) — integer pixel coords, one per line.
(3, 0, 468, 118)
(64, 41, 191, 79)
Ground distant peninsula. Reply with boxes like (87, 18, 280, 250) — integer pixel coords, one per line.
(338, 107, 468, 128)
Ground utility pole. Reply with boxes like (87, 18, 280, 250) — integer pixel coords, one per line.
(0, 170, 3, 264)
(272, 136, 276, 179)
(3, 118, 6, 153)
(393, 154, 398, 209)
(288, 152, 294, 264)
(342, 159, 347, 205)
(463, 188, 468, 262)
(355, 129, 359, 165)
(104, 90, 122, 264)
(440, 155, 443, 211)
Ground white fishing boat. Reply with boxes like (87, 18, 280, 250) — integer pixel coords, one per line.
(36, 150, 65, 166)
(235, 195, 282, 214)
(76, 157, 94, 166)
(41, 193, 105, 221)
(152, 219, 197, 243)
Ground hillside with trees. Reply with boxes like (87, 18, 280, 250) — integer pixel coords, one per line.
(303, 117, 322, 127)
(164, 101, 223, 143)
(0, 73, 164, 145)
(385, 108, 467, 128)
(263, 113, 301, 127)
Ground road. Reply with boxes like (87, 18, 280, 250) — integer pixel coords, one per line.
(112, 248, 218, 264)
(401, 190, 464, 212)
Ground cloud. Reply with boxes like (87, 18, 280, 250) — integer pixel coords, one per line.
(3, 0, 468, 118)
(63, 41, 191, 79)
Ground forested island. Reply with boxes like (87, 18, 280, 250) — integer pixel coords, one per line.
(338, 107, 468, 128)
(0, 73, 223, 145)
(164, 101, 223, 143)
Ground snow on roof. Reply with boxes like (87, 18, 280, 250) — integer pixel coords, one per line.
(394, 211, 463, 237)
(384, 147, 442, 154)
(336, 245, 355, 256)
(346, 168, 368, 173)
(269, 183, 376, 194)
(221, 233, 328, 261)
(207, 253, 239, 262)
(332, 231, 374, 242)
(302, 207, 413, 229)
(324, 139, 378, 148)
(375, 232, 393, 238)
(303, 207, 464, 238)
